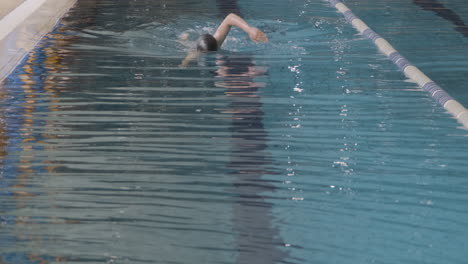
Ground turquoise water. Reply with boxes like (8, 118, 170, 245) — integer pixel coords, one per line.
(1, 0, 468, 263)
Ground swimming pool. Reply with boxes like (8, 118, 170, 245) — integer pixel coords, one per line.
(1, 0, 468, 263)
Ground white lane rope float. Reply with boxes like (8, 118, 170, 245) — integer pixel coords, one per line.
(327, 0, 468, 129)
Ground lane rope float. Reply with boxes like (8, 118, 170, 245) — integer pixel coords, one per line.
(327, 0, 468, 129)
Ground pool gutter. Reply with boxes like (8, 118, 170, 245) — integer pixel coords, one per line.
(327, 0, 468, 130)
(0, 0, 77, 83)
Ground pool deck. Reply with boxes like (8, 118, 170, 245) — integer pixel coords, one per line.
(0, 0, 76, 83)
(0, 0, 25, 19)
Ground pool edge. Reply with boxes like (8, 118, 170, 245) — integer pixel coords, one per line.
(0, 0, 77, 83)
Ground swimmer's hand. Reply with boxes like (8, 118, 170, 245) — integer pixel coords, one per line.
(248, 27, 268, 43)
(180, 51, 200, 67)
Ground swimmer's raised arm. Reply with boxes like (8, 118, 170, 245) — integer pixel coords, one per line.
(213, 13, 268, 48)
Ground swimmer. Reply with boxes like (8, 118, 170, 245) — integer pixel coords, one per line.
(180, 13, 268, 67)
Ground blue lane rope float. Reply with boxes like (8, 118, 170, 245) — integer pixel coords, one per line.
(326, 0, 468, 129)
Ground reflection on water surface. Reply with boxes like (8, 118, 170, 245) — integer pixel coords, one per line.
(1, 0, 468, 264)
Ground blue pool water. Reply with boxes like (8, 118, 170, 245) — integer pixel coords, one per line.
(1, 0, 468, 263)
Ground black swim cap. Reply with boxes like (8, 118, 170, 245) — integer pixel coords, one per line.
(197, 34, 218, 52)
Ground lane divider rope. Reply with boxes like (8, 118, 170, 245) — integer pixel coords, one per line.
(327, 0, 468, 129)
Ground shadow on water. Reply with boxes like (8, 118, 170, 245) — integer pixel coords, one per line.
(213, 54, 289, 263)
(214, 1, 290, 263)
(413, 0, 468, 37)
(216, 0, 241, 17)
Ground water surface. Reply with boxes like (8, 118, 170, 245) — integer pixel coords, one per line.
(1, 0, 468, 263)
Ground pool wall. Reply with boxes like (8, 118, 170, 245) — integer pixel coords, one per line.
(0, 0, 76, 83)
(327, 0, 468, 129)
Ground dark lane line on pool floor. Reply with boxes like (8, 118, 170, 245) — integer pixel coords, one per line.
(413, 0, 468, 37)
(215, 1, 292, 263)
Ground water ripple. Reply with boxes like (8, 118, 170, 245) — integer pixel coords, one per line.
(1, 0, 468, 264)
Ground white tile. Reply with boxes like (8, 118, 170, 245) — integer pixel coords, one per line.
(0, 0, 25, 19)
